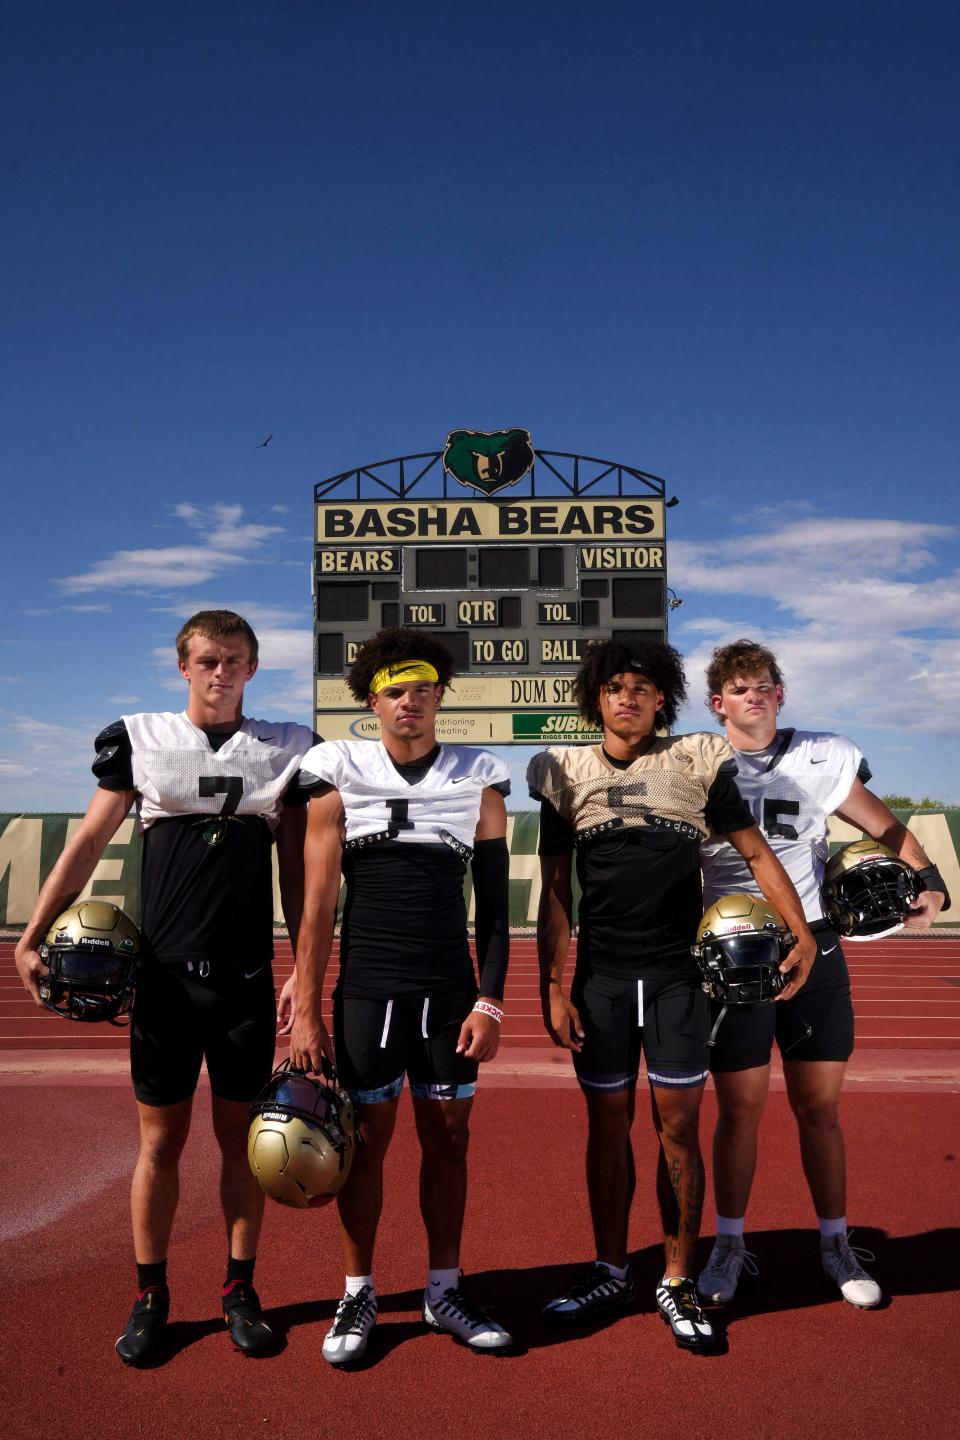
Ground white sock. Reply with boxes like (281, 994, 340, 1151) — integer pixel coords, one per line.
(716, 1215, 745, 1241)
(345, 1273, 374, 1297)
(426, 1267, 460, 1298)
(818, 1216, 847, 1242)
(597, 1260, 629, 1282)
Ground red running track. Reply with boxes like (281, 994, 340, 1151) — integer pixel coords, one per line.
(1, 1081, 958, 1440)
(3, 935, 959, 1053)
(2, 934, 959, 1439)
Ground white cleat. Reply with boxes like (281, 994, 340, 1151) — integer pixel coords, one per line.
(422, 1278, 512, 1351)
(655, 1278, 716, 1351)
(322, 1287, 378, 1365)
(821, 1234, 882, 1308)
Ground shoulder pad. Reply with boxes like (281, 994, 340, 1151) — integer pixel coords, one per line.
(94, 719, 128, 750)
(298, 740, 345, 791)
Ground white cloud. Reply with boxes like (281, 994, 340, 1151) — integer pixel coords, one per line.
(172, 502, 284, 552)
(671, 516, 960, 739)
(0, 758, 38, 776)
(59, 544, 248, 593)
(21, 603, 114, 615)
(58, 504, 287, 594)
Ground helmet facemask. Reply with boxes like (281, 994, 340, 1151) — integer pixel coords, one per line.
(39, 902, 140, 1024)
(247, 1061, 356, 1209)
(826, 859, 918, 940)
(695, 928, 791, 1006)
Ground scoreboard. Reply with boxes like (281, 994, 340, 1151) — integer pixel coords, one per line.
(313, 437, 673, 743)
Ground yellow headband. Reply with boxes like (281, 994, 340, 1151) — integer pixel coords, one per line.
(369, 660, 440, 695)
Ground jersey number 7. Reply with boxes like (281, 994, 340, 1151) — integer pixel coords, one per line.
(198, 776, 244, 846)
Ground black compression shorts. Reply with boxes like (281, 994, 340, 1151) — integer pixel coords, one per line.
(708, 923, 854, 1072)
(130, 962, 277, 1106)
(333, 987, 478, 1102)
(570, 969, 711, 1092)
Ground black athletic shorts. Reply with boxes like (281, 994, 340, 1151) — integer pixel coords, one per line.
(333, 987, 478, 1103)
(130, 961, 277, 1106)
(570, 969, 711, 1092)
(708, 922, 855, 1072)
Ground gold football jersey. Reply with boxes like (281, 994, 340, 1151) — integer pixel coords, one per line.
(527, 733, 738, 842)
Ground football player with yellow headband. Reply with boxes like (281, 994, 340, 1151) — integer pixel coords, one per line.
(284, 628, 514, 1363)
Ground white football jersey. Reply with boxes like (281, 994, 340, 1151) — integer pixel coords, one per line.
(298, 740, 509, 851)
(700, 729, 863, 921)
(124, 711, 315, 834)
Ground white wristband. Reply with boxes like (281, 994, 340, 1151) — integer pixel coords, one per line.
(473, 1000, 504, 1024)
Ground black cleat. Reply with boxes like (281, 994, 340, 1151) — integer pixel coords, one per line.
(542, 1263, 636, 1325)
(655, 1277, 715, 1351)
(115, 1284, 170, 1365)
(223, 1280, 274, 1356)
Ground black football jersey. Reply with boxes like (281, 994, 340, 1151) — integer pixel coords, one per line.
(528, 734, 752, 980)
(298, 740, 510, 997)
(93, 712, 315, 967)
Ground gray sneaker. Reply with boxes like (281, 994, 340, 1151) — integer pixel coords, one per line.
(697, 1238, 759, 1305)
(821, 1234, 881, 1308)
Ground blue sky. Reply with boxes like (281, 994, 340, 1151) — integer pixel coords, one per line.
(2, 0, 957, 811)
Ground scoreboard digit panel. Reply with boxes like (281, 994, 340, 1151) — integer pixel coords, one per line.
(314, 451, 671, 745)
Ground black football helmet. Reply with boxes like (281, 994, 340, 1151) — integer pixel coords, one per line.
(39, 900, 140, 1024)
(823, 840, 919, 940)
(248, 1060, 356, 1209)
(693, 893, 796, 1006)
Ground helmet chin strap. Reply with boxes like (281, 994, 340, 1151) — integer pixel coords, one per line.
(706, 1006, 728, 1050)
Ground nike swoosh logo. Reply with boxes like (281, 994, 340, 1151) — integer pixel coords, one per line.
(256, 737, 275, 744)
(244, 966, 266, 980)
(451, 777, 471, 784)
(810, 757, 827, 764)
(820, 946, 837, 956)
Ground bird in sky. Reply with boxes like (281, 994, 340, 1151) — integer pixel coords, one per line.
(255, 433, 273, 449)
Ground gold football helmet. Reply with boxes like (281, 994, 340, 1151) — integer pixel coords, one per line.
(823, 840, 918, 940)
(39, 900, 140, 1023)
(248, 1062, 355, 1209)
(693, 893, 795, 1005)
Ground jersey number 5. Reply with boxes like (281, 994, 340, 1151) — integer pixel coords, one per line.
(762, 798, 800, 840)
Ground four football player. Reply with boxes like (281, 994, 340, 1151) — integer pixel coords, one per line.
(697, 640, 948, 1310)
(529, 639, 816, 1350)
(14, 611, 315, 1364)
(287, 629, 514, 1363)
(14, 617, 950, 1364)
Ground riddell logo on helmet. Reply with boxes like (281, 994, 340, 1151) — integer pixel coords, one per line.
(726, 923, 754, 933)
(262, 1111, 289, 1122)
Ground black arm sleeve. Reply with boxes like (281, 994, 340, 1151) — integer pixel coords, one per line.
(857, 756, 873, 784)
(92, 720, 134, 791)
(471, 837, 510, 1002)
(536, 798, 575, 856)
(705, 759, 755, 834)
